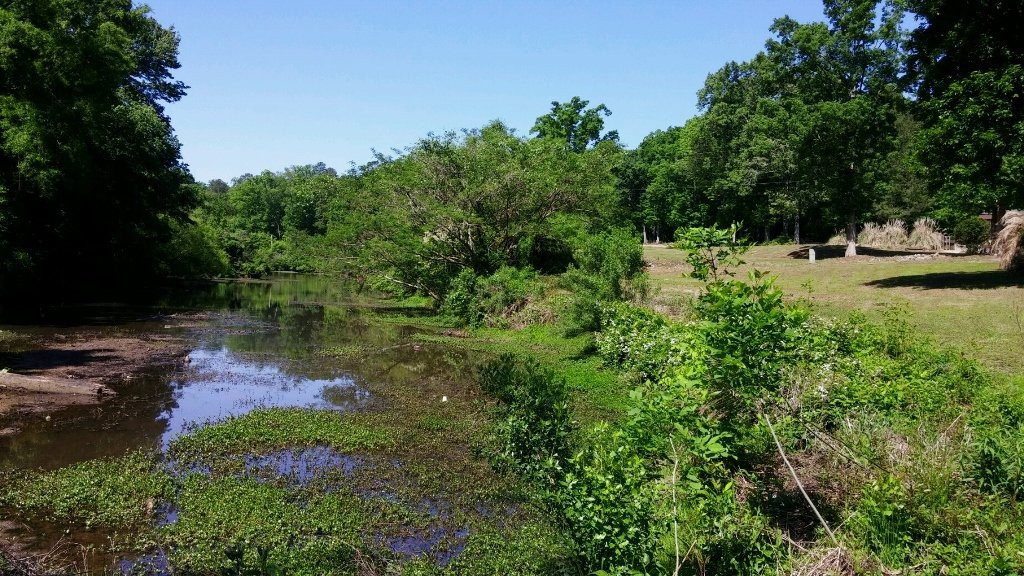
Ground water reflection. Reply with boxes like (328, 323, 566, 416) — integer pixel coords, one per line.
(161, 345, 369, 445)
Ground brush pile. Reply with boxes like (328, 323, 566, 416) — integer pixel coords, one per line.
(906, 217, 945, 251)
(995, 210, 1024, 271)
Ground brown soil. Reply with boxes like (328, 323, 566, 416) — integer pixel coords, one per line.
(0, 329, 191, 436)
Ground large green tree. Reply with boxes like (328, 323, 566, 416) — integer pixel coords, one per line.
(530, 96, 620, 153)
(357, 121, 622, 299)
(908, 0, 1024, 219)
(694, 0, 906, 253)
(0, 0, 193, 299)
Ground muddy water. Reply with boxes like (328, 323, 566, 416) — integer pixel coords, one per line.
(0, 276, 487, 570)
(1, 277, 451, 470)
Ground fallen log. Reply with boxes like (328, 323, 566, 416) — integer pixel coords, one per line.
(0, 372, 114, 397)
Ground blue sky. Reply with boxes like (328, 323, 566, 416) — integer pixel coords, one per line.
(144, 1, 829, 182)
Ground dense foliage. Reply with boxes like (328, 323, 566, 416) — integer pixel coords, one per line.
(481, 228, 1024, 574)
(0, 0, 195, 303)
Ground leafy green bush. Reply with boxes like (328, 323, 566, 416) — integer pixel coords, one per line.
(595, 302, 685, 382)
(478, 354, 573, 479)
(562, 228, 648, 332)
(672, 224, 747, 282)
(953, 215, 990, 247)
(476, 266, 542, 326)
(440, 268, 481, 327)
(560, 425, 658, 572)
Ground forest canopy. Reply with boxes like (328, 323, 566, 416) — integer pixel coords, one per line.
(0, 0, 194, 300)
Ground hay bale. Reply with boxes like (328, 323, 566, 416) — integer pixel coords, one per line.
(995, 210, 1024, 271)
(906, 217, 945, 251)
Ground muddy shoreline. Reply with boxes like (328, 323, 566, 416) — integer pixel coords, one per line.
(0, 323, 192, 437)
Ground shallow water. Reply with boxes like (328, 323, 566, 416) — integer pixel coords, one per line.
(0, 275, 490, 571)
(0, 277, 446, 470)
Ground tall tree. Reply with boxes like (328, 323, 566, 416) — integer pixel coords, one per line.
(772, 0, 906, 255)
(531, 96, 620, 153)
(695, 0, 906, 254)
(0, 0, 192, 298)
(907, 0, 1024, 219)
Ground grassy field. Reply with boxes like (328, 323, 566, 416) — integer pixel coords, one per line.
(645, 243, 1024, 374)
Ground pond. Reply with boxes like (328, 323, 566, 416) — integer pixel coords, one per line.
(0, 276, 554, 574)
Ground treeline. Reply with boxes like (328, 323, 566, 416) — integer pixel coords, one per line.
(2, 0, 1022, 306)
(621, 0, 1023, 249)
(186, 113, 643, 320)
(193, 0, 1024, 288)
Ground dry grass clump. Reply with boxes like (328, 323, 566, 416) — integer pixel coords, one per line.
(906, 217, 944, 251)
(995, 210, 1024, 271)
(858, 220, 908, 250)
(826, 230, 846, 246)
(791, 546, 856, 576)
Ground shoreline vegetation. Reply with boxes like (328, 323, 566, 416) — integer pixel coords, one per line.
(2, 239, 1024, 574)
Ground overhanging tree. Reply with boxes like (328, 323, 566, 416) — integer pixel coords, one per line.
(0, 0, 192, 298)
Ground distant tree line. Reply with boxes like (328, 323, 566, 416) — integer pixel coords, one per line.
(1, 0, 1021, 306)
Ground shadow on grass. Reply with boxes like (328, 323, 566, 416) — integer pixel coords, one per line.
(787, 245, 970, 260)
(865, 270, 1024, 290)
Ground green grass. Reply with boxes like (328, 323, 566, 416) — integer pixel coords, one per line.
(416, 321, 629, 424)
(646, 244, 1024, 374)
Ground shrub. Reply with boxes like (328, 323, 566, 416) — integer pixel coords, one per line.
(478, 354, 573, 479)
(562, 228, 648, 332)
(953, 215, 990, 248)
(560, 426, 658, 572)
(476, 266, 542, 326)
(595, 302, 685, 382)
(440, 268, 481, 326)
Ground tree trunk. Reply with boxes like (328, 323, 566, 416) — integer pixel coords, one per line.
(655, 224, 660, 244)
(845, 213, 857, 257)
(794, 213, 801, 245)
(642, 224, 648, 245)
(764, 222, 770, 243)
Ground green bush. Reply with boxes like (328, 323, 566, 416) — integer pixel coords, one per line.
(560, 426, 658, 572)
(476, 266, 542, 325)
(953, 216, 990, 247)
(478, 354, 574, 479)
(440, 268, 481, 327)
(595, 302, 685, 382)
(562, 228, 648, 332)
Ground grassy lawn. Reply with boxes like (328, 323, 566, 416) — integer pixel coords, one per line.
(646, 243, 1024, 374)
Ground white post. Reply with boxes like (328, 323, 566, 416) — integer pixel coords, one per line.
(809, 248, 816, 263)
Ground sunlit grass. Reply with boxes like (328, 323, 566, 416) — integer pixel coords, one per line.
(646, 244, 1024, 374)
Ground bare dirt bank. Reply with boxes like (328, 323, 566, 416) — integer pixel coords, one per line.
(0, 330, 190, 436)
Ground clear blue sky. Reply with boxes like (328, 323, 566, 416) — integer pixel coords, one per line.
(144, 1, 829, 183)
